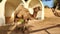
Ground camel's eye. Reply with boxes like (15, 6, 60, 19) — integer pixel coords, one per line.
(0, 0, 2, 3)
(25, 0, 28, 2)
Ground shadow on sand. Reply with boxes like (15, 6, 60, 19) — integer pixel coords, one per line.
(29, 24, 60, 34)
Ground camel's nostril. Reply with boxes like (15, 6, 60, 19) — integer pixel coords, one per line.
(0, 0, 2, 3)
(25, 0, 28, 2)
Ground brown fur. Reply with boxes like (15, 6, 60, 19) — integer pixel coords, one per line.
(14, 5, 33, 22)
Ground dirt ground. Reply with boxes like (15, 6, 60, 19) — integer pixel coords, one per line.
(30, 8, 60, 34)
(29, 8, 60, 34)
(0, 8, 60, 34)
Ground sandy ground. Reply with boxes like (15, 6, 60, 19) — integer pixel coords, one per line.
(0, 8, 60, 34)
(29, 8, 60, 34)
